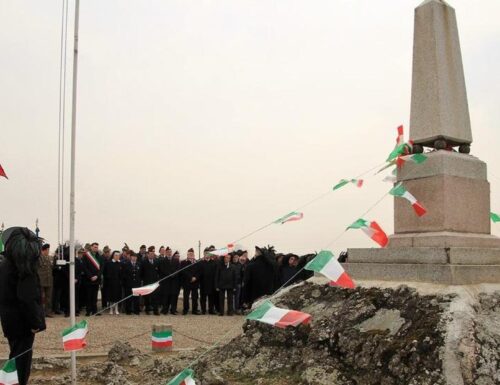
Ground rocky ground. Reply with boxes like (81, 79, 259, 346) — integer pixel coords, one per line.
(3, 281, 499, 384)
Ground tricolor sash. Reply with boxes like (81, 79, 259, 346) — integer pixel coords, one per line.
(85, 252, 100, 270)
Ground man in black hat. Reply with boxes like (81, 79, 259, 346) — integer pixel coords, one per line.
(141, 246, 160, 315)
(0, 227, 46, 385)
(180, 248, 201, 315)
(199, 247, 217, 315)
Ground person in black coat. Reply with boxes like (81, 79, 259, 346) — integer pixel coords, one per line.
(169, 251, 182, 314)
(280, 254, 300, 287)
(215, 254, 237, 316)
(0, 227, 46, 385)
(243, 246, 279, 307)
(199, 248, 217, 315)
(122, 252, 141, 315)
(75, 248, 86, 316)
(103, 251, 122, 315)
(158, 247, 177, 315)
(180, 248, 201, 315)
(141, 247, 160, 315)
(82, 243, 103, 316)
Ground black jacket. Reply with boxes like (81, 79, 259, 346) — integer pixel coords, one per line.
(102, 260, 123, 301)
(82, 251, 103, 285)
(0, 259, 46, 338)
(141, 258, 159, 285)
(215, 262, 237, 290)
(243, 255, 279, 304)
(180, 259, 200, 288)
(200, 259, 217, 292)
(122, 261, 142, 288)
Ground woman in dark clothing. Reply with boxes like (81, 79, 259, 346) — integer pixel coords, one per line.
(243, 246, 279, 308)
(103, 251, 122, 315)
(0, 227, 46, 385)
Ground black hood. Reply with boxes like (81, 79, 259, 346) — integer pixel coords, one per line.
(2, 226, 42, 277)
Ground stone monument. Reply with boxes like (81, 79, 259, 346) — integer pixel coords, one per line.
(346, 0, 500, 284)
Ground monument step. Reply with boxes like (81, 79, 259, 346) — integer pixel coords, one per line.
(343, 262, 500, 285)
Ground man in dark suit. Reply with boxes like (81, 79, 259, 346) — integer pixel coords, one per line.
(82, 242, 103, 316)
(199, 247, 217, 315)
(141, 246, 159, 315)
(215, 254, 237, 316)
(180, 248, 201, 315)
(123, 252, 142, 315)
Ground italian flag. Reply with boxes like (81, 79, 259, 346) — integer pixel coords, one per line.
(305, 250, 355, 289)
(167, 368, 196, 385)
(62, 320, 89, 352)
(387, 140, 413, 162)
(208, 243, 235, 257)
(132, 282, 159, 296)
(151, 330, 172, 349)
(396, 153, 428, 168)
(389, 184, 427, 217)
(246, 300, 311, 328)
(347, 218, 389, 247)
(383, 168, 398, 184)
(491, 212, 500, 223)
(274, 211, 304, 224)
(0, 164, 7, 179)
(396, 125, 404, 146)
(333, 179, 364, 191)
(0, 360, 18, 385)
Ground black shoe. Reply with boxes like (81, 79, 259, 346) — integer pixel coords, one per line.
(208, 311, 216, 315)
(170, 311, 178, 315)
(154, 311, 160, 316)
(161, 310, 168, 315)
(55, 311, 63, 315)
(182, 311, 188, 315)
(219, 313, 224, 316)
(64, 313, 70, 318)
(201, 311, 206, 315)
(146, 311, 151, 315)
(192, 311, 201, 315)
(85, 312, 91, 317)
(96, 313, 102, 316)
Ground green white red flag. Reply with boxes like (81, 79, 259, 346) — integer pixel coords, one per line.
(0, 164, 7, 179)
(396, 153, 428, 168)
(347, 218, 389, 247)
(166, 368, 196, 385)
(305, 250, 355, 288)
(274, 211, 304, 224)
(396, 125, 404, 146)
(387, 141, 413, 162)
(0, 360, 18, 385)
(208, 243, 235, 256)
(152, 329, 172, 349)
(62, 320, 88, 352)
(246, 300, 311, 328)
(491, 212, 500, 223)
(333, 179, 364, 191)
(132, 282, 160, 296)
(389, 183, 427, 217)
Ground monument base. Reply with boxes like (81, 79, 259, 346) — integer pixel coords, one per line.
(346, 247, 500, 285)
(389, 232, 500, 248)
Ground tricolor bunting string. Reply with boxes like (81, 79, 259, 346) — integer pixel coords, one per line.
(231, 161, 388, 245)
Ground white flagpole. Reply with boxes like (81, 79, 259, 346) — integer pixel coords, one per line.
(69, 0, 80, 383)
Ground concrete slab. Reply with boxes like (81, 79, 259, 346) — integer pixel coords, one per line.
(394, 174, 491, 235)
(348, 247, 448, 264)
(389, 232, 500, 248)
(449, 247, 500, 265)
(344, 262, 500, 285)
(397, 151, 487, 182)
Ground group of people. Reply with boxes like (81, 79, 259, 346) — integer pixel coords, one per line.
(0, 226, 317, 385)
(39, 242, 316, 318)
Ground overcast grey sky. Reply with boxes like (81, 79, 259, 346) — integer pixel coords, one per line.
(1, 0, 499, 256)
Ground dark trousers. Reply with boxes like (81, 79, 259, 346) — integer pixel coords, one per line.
(219, 289, 234, 315)
(144, 291, 158, 312)
(86, 283, 99, 314)
(101, 285, 109, 308)
(124, 287, 140, 314)
(182, 286, 199, 313)
(170, 285, 180, 313)
(8, 333, 35, 385)
(200, 289, 215, 313)
(212, 291, 220, 312)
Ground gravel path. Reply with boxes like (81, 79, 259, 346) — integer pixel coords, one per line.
(0, 312, 245, 357)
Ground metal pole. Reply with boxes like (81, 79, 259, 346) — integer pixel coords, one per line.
(69, 0, 80, 383)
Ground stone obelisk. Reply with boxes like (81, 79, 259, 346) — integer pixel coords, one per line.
(346, 0, 500, 284)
